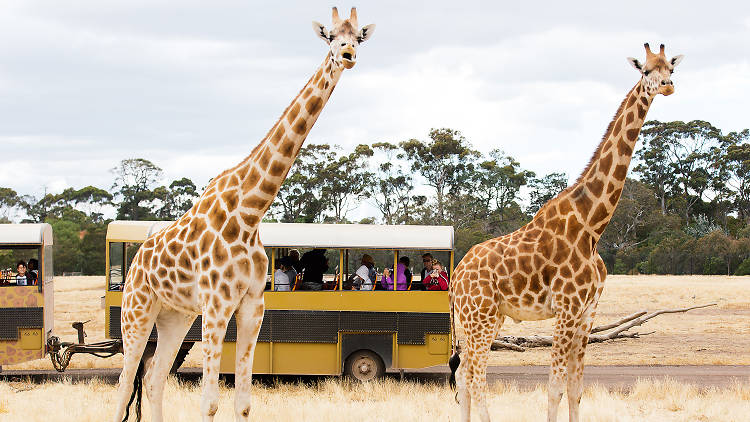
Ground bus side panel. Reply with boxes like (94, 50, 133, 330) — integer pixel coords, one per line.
(104, 290, 123, 339)
(0, 286, 45, 365)
(43, 279, 54, 343)
(397, 334, 451, 369)
(397, 344, 450, 369)
(272, 343, 338, 375)
(219, 342, 272, 374)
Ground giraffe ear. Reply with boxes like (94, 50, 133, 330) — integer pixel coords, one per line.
(626, 57, 643, 73)
(312, 21, 330, 44)
(357, 24, 376, 43)
(670, 54, 684, 67)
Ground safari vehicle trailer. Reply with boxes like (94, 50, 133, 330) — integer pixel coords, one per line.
(105, 220, 454, 380)
(0, 223, 53, 368)
(0, 223, 125, 373)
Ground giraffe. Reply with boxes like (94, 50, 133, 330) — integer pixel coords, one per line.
(111, 8, 375, 422)
(449, 43, 684, 422)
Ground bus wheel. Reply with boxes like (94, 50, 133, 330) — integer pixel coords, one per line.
(344, 350, 384, 382)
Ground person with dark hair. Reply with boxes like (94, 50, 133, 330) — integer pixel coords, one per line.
(288, 249, 303, 274)
(383, 256, 410, 291)
(26, 258, 39, 285)
(15, 261, 28, 286)
(299, 248, 328, 291)
(345, 254, 375, 290)
(273, 257, 296, 292)
(415, 253, 434, 291)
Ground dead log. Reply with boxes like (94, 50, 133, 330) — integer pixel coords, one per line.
(489, 303, 715, 352)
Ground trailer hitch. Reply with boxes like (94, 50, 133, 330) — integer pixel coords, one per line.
(46, 320, 123, 372)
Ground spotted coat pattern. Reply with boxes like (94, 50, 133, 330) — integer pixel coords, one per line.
(111, 8, 374, 422)
(450, 44, 683, 422)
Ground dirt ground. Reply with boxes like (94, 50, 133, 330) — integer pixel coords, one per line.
(486, 275, 750, 366)
(4, 275, 750, 371)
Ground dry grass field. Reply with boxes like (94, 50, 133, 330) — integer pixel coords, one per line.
(1, 377, 749, 421)
(3, 274, 750, 371)
(1, 275, 749, 421)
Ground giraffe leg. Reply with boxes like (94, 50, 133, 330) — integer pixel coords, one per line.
(201, 301, 232, 422)
(455, 361, 471, 422)
(111, 294, 159, 422)
(233, 292, 264, 421)
(547, 314, 575, 422)
(143, 309, 196, 422)
(566, 311, 596, 422)
(460, 311, 500, 422)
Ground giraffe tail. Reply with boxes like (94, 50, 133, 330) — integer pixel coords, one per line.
(122, 360, 144, 422)
(448, 291, 461, 389)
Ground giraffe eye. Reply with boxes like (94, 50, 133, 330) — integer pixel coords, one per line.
(643, 70, 651, 76)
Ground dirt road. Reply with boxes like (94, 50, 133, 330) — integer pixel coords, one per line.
(2, 365, 747, 390)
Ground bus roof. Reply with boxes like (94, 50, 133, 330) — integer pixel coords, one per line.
(106, 220, 454, 250)
(0, 223, 53, 246)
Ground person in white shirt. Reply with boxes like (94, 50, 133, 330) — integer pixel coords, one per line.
(354, 254, 375, 291)
(15, 261, 28, 286)
(274, 258, 296, 291)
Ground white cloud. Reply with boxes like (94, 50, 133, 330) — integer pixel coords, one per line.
(0, 1, 749, 219)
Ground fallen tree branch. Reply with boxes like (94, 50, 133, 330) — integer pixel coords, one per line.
(590, 311, 646, 333)
(489, 303, 715, 352)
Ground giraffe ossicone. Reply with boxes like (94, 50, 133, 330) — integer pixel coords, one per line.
(449, 43, 683, 422)
(111, 7, 375, 422)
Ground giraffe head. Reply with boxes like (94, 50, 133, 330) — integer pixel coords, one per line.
(312, 7, 375, 70)
(627, 43, 684, 97)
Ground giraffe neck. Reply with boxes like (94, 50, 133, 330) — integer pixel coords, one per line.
(569, 79, 654, 240)
(197, 53, 344, 229)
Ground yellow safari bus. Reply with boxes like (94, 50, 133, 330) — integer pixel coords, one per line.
(105, 221, 453, 380)
(0, 224, 54, 368)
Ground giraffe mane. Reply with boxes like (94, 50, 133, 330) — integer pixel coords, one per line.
(573, 83, 638, 186)
(532, 82, 639, 219)
(203, 55, 328, 190)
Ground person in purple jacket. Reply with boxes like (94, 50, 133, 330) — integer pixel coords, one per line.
(382, 256, 411, 291)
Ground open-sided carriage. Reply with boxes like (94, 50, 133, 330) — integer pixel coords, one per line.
(105, 220, 454, 379)
(0, 223, 54, 369)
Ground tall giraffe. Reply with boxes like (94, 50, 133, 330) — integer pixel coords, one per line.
(449, 43, 683, 422)
(112, 8, 375, 422)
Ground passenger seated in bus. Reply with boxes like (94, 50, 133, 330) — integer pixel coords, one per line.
(419, 253, 433, 281)
(382, 256, 410, 291)
(288, 249, 303, 274)
(274, 257, 296, 292)
(422, 259, 449, 291)
(345, 254, 375, 290)
(27, 258, 39, 285)
(15, 261, 28, 286)
(299, 248, 328, 290)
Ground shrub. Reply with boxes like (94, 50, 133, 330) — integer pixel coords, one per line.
(735, 257, 750, 276)
(703, 257, 726, 275)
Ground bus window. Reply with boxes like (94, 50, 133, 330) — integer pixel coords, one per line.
(0, 247, 41, 286)
(409, 250, 452, 291)
(125, 243, 142, 279)
(286, 248, 338, 291)
(109, 242, 124, 291)
(343, 249, 391, 290)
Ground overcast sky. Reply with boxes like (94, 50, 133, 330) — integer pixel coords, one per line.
(1, 1, 749, 213)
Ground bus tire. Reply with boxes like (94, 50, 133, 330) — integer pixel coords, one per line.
(344, 350, 384, 382)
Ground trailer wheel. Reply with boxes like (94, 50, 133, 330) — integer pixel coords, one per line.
(344, 350, 384, 382)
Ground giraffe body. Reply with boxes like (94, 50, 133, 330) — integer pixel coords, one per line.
(450, 43, 683, 422)
(111, 8, 374, 422)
